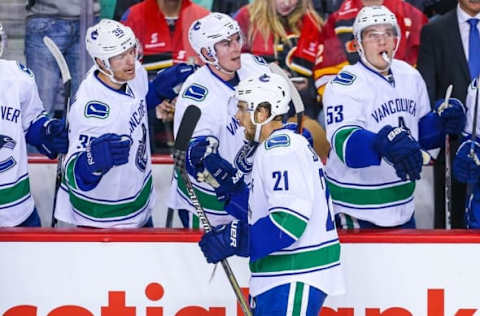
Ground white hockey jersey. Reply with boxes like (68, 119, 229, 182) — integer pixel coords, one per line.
(55, 61, 156, 227)
(248, 128, 345, 297)
(0, 60, 45, 226)
(464, 78, 479, 137)
(170, 53, 270, 226)
(323, 60, 431, 226)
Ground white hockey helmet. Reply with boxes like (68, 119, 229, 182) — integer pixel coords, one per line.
(188, 13, 242, 69)
(86, 19, 137, 83)
(0, 22, 6, 58)
(235, 73, 291, 142)
(353, 5, 400, 72)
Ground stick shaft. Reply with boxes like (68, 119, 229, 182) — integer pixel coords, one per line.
(43, 36, 72, 227)
(444, 84, 453, 229)
(177, 167, 252, 316)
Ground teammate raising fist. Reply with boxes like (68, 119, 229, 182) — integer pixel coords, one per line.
(54, 19, 195, 228)
(0, 22, 68, 227)
(323, 6, 466, 229)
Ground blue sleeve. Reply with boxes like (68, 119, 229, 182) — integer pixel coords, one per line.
(145, 82, 165, 111)
(224, 186, 249, 222)
(74, 152, 103, 191)
(249, 216, 296, 262)
(418, 112, 444, 150)
(344, 129, 381, 168)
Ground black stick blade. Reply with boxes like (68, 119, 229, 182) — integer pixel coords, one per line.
(174, 105, 201, 151)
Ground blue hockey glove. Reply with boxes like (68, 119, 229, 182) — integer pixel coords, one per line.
(453, 140, 480, 183)
(185, 136, 219, 179)
(284, 123, 313, 146)
(26, 117, 68, 159)
(152, 63, 197, 101)
(199, 220, 249, 264)
(81, 133, 131, 176)
(374, 125, 423, 181)
(204, 153, 246, 198)
(434, 97, 466, 135)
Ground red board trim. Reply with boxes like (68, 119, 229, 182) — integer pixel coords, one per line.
(0, 229, 480, 243)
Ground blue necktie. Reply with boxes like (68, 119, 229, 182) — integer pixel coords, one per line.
(468, 18, 480, 79)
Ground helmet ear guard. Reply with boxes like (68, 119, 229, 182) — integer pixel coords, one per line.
(235, 73, 291, 142)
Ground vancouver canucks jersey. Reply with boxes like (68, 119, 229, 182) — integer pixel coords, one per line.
(0, 60, 45, 226)
(249, 128, 345, 297)
(323, 59, 431, 226)
(55, 61, 156, 227)
(170, 53, 270, 226)
(464, 78, 480, 138)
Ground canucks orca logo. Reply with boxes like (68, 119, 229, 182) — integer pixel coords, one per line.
(332, 71, 356, 86)
(183, 83, 208, 101)
(253, 55, 267, 65)
(259, 73, 270, 82)
(192, 21, 201, 31)
(234, 141, 258, 174)
(0, 135, 17, 173)
(265, 134, 290, 150)
(85, 101, 110, 119)
(91, 30, 99, 40)
(17, 62, 34, 78)
(135, 124, 148, 172)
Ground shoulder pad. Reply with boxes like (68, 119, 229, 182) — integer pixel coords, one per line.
(265, 134, 290, 150)
(182, 83, 208, 102)
(332, 71, 356, 86)
(16, 62, 34, 78)
(84, 101, 110, 119)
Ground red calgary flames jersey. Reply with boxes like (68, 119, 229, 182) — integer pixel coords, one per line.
(235, 5, 322, 77)
(121, 0, 208, 73)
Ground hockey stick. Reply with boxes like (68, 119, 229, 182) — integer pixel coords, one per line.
(438, 84, 453, 229)
(43, 36, 72, 228)
(470, 77, 480, 161)
(173, 105, 252, 316)
(268, 63, 304, 132)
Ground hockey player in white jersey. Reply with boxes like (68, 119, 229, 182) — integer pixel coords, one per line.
(171, 12, 271, 228)
(323, 5, 466, 229)
(453, 78, 480, 228)
(196, 73, 345, 315)
(54, 19, 195, 228)
(0, 22, 68, 227)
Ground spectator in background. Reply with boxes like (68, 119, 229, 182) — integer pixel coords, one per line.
(122, 0, 208, 73)
(312, 0, 427, 101)
(25, 0, 101, 117)
(113, 0, 142, 21)
(417, 0, 480, 228)
(406, 0, 457, 18)
(212, 0, 249, 16)
(235, 0, 324, 121)
(121, 0, 209, 152)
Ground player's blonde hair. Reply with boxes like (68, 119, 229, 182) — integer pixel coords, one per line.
(247, 0, 322, 53)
